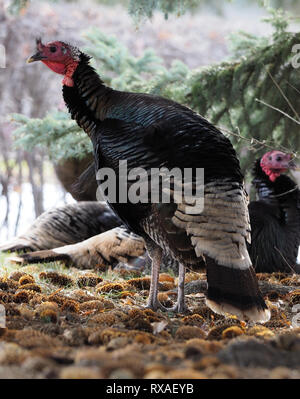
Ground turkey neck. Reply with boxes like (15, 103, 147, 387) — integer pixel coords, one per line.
(252, 158, 298, 205)
(62, 54, 113, 138)
(251, 159, 276, 203)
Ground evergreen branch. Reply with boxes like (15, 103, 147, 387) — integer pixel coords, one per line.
(255, 98, 300, 126)
(218, 125, 298, 159)
(285, 81, 300, 96)
(264, 65, 300, 121)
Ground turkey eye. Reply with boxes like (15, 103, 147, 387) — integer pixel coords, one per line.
(276, 156, 282, 161)
(50, 46, 57, 53)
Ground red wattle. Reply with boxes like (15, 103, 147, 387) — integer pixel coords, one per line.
(42, 59, 79, 87)
(63, 60, 79, 87)
(62, 76, 74, 87)
(42, 60, 66, 75)
(261, 164, 282, 182)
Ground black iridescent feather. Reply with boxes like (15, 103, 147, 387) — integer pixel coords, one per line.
(248, 158, 300, 273)
(61, 49, 269, 320)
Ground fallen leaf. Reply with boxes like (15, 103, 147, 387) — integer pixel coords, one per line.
(151, 320, 168, 335)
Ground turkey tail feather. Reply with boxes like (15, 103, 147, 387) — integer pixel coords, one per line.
(172, 180, 270, 322)
(205, 256, 270, 322)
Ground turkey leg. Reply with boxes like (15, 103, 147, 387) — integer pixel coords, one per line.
(169, 262, 188, 313)
(145, 244, 167, 311)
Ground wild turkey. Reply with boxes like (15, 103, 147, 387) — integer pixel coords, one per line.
(27, 39, 270, 321)
(248, 150, 300, 273)
(0, 201, 120, 253)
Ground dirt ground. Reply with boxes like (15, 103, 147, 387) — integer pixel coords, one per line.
(0, 254, 299, 379)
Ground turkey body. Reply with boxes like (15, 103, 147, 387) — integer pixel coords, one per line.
(248, 159, 300, 273)
(0, 201, 120, 253)
(60, 52, 269, 321)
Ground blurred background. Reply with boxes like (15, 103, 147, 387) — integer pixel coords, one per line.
(1, 0, 300, 241)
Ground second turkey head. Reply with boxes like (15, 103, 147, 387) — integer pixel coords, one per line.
(260, 150, 296, 182)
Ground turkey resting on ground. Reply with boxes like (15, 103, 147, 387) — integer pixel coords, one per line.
(0, 201, 120, 253)
(3, 201, 175, 273)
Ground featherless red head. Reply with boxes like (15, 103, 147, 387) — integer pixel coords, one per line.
(260, 150, 295, 182)
(27, 39, 82, 86)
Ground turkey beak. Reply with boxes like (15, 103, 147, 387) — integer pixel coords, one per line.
(26, 52, 46, 63)
(288, 159, 300, 171)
